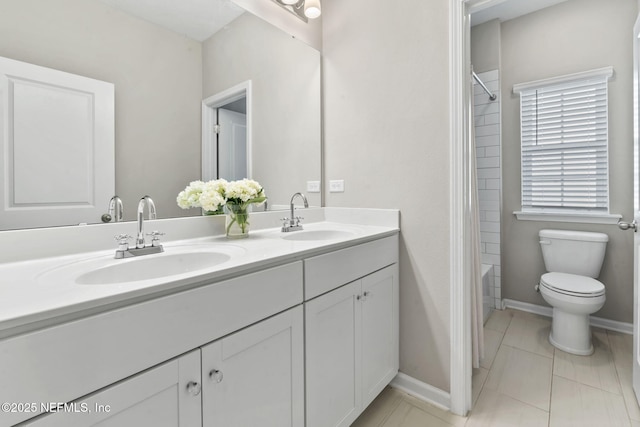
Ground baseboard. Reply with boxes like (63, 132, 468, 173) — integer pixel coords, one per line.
(502, 299, 633, 335)
(390, 372, 451, 411)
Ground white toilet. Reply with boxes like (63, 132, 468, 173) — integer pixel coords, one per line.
(538, 229, 608, 355)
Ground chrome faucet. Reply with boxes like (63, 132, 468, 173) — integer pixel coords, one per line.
(136, 195, 157, 248)
(282, 192, 309, 232)
(101, 195, 123, 223)
(113, 195, 164, 259)
(108, 195, 123, 222)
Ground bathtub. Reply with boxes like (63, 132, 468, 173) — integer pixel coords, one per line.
(481, 264, 494, 324)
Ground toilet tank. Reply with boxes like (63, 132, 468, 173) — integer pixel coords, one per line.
(539, 229, 608, 278)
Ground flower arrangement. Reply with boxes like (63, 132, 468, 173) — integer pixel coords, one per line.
(177, 179, 228, 214)
(177, 179, 267, 238)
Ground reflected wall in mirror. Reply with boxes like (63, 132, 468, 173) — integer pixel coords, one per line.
(0, 0, 321, 231)
(203, 12, 321, 210)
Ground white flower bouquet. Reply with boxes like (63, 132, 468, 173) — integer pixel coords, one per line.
(177, 179, 228, 214)
(177, 179, 267, 238)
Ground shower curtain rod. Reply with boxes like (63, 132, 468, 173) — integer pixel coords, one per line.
(472, 71, 497, 101)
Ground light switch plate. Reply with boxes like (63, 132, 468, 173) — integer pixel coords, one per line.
(306, 181, 321, 193)
(329, 180, 345, 193)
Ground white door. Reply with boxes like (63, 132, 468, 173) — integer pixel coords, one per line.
(305, 281, 362, 427)
(0, 56, 114, 230)
(23, 350, 202, 427)
(201, 305, 304, 427)
(218, 108, 247, 181)
(361, 265, 399, 409)
(631, 14, 640, 406)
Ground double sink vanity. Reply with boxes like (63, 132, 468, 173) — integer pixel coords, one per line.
(0, 207, 399, 427)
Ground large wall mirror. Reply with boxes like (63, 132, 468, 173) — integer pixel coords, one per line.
(0, 0, 321, 231)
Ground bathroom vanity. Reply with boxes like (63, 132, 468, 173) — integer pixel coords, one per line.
(0, 208, 399, 427)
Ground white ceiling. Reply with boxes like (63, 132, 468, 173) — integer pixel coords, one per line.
(98, 0, 569, 42)
(98, 0, 246, 41)
(471, 0, 569, 27)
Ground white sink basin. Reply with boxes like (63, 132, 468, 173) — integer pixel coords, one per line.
(38, 246, 245, 286)
(281, 229, 356, 241)
(76, 251, 231, 285)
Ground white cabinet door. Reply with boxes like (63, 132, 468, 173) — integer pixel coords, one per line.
(23, 350, 202, 427)
(361, 265, 399, 408)
(201, 305, 304, 427)
(305, 264, 399, 427)
(305, 281, 362, 427)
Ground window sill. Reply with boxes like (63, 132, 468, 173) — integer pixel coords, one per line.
(513, 211, 622, 225)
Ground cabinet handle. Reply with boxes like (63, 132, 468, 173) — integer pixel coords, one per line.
(209, 369, 224, 383)
(364, 291, 371, 297)
(186, 381, 201, 396)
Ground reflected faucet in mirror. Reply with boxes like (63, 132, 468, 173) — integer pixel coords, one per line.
(102, 196, 124, 223)
(282, 192, 309, 232)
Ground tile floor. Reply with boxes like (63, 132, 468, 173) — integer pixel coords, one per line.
(352, 308, 640, 427)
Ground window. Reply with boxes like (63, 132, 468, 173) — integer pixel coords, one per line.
(513, 67, 615, 222)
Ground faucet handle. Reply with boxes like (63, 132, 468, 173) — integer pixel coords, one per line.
(280, 217, 289, 227)
(294, 216, 304, 226)
(146, 230, 165, 247)
(114, 234, 133, 250)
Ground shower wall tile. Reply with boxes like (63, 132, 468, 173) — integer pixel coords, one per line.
(480, 222, 500, 233)
(486, 243, 500, 255)
(477, 168, 500, 179)
(475, 134, 500, 147)
(478, 189, 500, 201)
(485, 211, 500, 222)
(475, 69, 501, 311)
(485, 146, 500, 157)
(485, 113, 500, 125)
(476, 124, 500, 137)
(477, 157, 500, 169)
(482, 254, 500, 266)
(481, 232, 500, 244)
(485, 179, 500, 190)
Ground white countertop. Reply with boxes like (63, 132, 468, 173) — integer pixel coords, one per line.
(0, 208, 399, 336)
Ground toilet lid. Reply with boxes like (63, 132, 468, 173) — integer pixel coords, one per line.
(540, 272, 605, 297)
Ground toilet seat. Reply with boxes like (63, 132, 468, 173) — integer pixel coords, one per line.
(540, 272, 605, 297)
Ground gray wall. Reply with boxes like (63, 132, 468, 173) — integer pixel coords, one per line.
(0, 0, 203, 221)
(322, 0, 452, 391)
(501, 0, 636, 322)
(202, 12, 322, 208)
(470, 19, 500, 74)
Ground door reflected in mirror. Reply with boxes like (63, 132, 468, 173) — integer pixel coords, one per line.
(217, 98, 248, 182)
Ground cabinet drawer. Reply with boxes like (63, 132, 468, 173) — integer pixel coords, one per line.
(304, 235, 398, 300)
(0, 261, 302, 426)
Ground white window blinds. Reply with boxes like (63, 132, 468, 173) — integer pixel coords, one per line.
(514, 67, 613, 213)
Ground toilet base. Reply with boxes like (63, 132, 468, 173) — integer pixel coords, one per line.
(549, 308, 594, 356)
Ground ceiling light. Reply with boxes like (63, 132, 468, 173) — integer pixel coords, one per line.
(304, 0, 321, 19)
(272, 0, 321, 22)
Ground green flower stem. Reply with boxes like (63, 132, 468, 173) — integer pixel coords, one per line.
(226, 208, 249, 235)
(225, 197, 267, 237)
